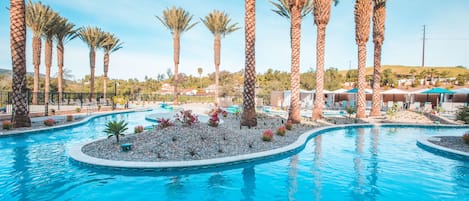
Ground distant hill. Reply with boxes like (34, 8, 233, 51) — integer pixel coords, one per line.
(338, 65, 468, 77)
(0, 68, 41, 77)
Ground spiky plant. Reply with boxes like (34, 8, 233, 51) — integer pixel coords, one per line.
(100, 32, 123, 101)
(54, 17, 76, 107)
(354, 0, 372, 118)
(77, 26, 106, 102)
(202, 10, 240, 105)
(311, 0, 338, 120)
(156, 7, 198, 106)
(104, 120, 128, 143)
(11, 0, 31, 127)
(270, 0, 313, 123)
(241, 0, 258, 127)
(370, 0, 387, 116)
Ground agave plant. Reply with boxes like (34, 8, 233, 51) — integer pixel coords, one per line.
(104, 120, 128, 143)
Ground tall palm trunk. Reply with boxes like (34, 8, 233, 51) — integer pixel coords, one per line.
(312, 25, 326, 120)
(241, 0, 257, 127)
(173, 32, 180, 105)
(57, 40, 64, 106)
(288, 2, 302, 124)
(354, 0, 372, 118)
(370, 1, 386, 116)
(89, 49, 96, 102)
(214, 34, 221, 105)
(103, 52, 109, 102)
(32, 35, 41, 104)
(10, 0, 31, 127)
(44, 37, 52, 115)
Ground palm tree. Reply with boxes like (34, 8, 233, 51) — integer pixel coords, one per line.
(270, 0, 313, 123)
(54, 17, 76, 106)
(354, 0, 372, 118)
(156, 7, 198, 106)
(202, 10, 240, 105)
(11, 0, 31, 127)
(370, 0, 386, 117)
(311, 0, 338, 120)
(26, 0, 53, 104)
(100, 32, 123, 102)
(241, 0, 257, 127)
(42, 10, 59, 115)
(197, 67, 203, 88)
(77, 26, 105, 102)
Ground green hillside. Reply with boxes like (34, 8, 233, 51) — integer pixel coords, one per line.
(338, 65, 468, 77)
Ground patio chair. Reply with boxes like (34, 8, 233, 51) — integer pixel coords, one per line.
(424, 102, 432, 112)
(341, 100, 348, 109)
(413, 102, 420, 111)
(349, 100, 356, 108)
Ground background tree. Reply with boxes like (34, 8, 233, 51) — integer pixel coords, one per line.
(312, 0, 338, 120)
(156, 7, 198, 105)
(77, 26, 105, 101)
(26, 0, 53, 104)
(270, 0, 313, 123)
(354, 0, 372, 118)
(54, 17, 76, 106)
(324, 67, 343, 90)
(100, 32, 123, 101)
(345, 69, 358, 86)
(11, 0, 31, 127)
(202, 10, 240, 104)
(197, 67, 203, 89)
(242, 0, 258, 127)
(370, 0, 386, 116)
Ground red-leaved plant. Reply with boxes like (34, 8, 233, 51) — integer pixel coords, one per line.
(262, 129, 274, 142)
(44, 118, 55, 126)
(175, 110, 199, 126)
(157, 118, 174, 129)
(463, 133, 469, 145)
(134, 125, 144, 133)
(2, 120, 12, 130)
(208, 112, 220, 127)
(276, 125, 286, 136)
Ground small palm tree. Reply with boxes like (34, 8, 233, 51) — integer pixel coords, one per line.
(241, 0, 258, 127)
(370, 0, 386, 116)
(100, 32, 123, 102)
(26, 0, 54, 104)
(42, 9, 60, 115)
(354, 0, 372, 118)
(311, 0, 338, 120)
(104, 120, 128, 143)
(202, 10, 240, 105)
(156, 7, 198, 106)
(271, 0, 313, 123)
(77, 26, 105, 102)
(54, 17, 77, 106)
(197, 67, 203, 88)
(11, 0, 32, 127)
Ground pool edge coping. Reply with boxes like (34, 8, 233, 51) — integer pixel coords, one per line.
(416, 136, 469, 159)
(68, 123, 469, 169)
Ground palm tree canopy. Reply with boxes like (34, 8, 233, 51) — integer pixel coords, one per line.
(101, 33, 123, 53)
(42, 10, 60, 40)
(313, 0, 339, 26)
(26, 0, 55, 37)
(201, 10, 240, 37)
(77, 26, 105, 49)
(270, 0, 314, 19)
(54, 17, 77, 43)
(156, 7, 198, 35)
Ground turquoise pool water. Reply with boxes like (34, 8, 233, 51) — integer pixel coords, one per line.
(0, 110, 468, 200)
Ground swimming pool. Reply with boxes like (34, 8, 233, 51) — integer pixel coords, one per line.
(0, 110, 468, 200)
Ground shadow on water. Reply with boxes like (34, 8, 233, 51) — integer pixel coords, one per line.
(241, 166, 255, 201)
(312, 135, 323, 201)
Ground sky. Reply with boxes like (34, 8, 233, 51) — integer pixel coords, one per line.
(1, 0, 469, 81)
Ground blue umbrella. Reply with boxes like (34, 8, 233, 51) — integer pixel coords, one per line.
(421, 88, 454, 106)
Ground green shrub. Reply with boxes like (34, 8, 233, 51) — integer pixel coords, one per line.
(104, 120, 128, 143)
(285, 120, 293, 130)
(456, 106, 469, 124)
(76, 107, 81, 113)
(2, 120, 12, 130)
(262, 129, 273, 141)
(134, 125, 144, 133)
(346, 106, 356, 118)
(276, 125, 286, 136)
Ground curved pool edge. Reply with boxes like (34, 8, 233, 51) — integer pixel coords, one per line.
(0, 109, 147, 137)
(417, 136, 469, 161)
(68, 123, 469, 170)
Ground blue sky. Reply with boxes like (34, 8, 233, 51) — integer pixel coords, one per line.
(1, 0, 469, 80)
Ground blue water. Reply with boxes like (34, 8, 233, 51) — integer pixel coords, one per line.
(0, 110, 468, 201)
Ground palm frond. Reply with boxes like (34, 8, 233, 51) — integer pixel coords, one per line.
(201, 10, 240, 37)
(156, 7, 198, 35)
(77, 26, 105, 49)
(270, 0, 314, 20)
(101, 33, 124, 53)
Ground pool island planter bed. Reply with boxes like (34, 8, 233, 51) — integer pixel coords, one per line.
(417, 136, 469, 161)
(69, 123, 469, 170)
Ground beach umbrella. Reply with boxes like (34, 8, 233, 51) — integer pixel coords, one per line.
(421, 87, 454, 106)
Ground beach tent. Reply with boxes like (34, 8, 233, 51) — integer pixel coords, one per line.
(421, 87, 454, 106)
(345, 88, 372, 94)
(381, 88, 409, 102)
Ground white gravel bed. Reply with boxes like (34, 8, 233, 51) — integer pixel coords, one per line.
(82, 114, 321, 162)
